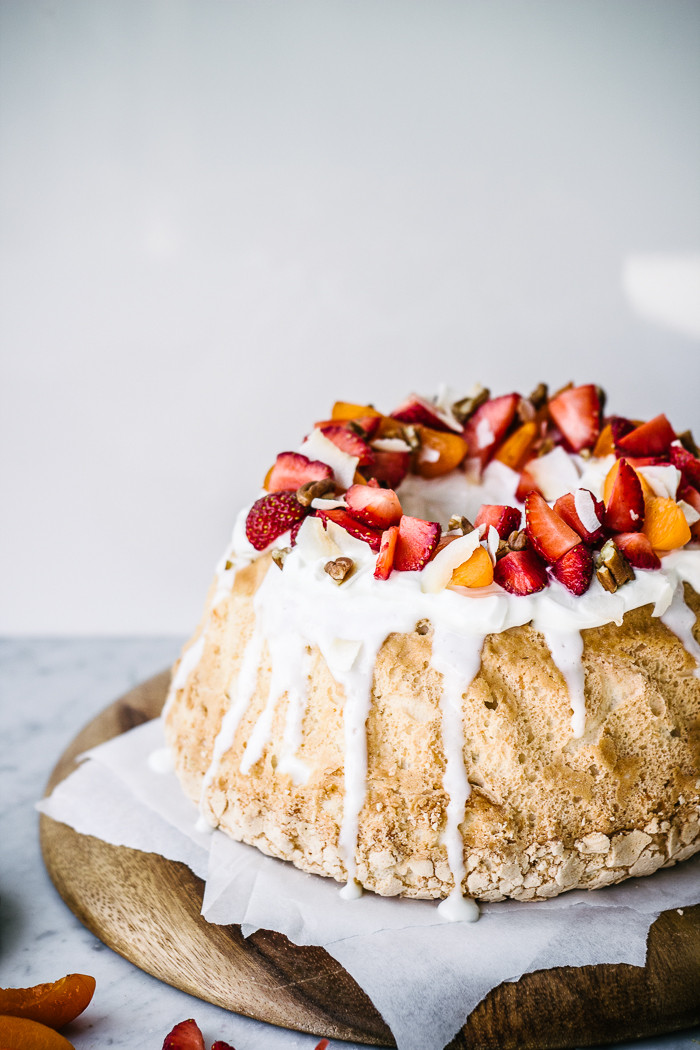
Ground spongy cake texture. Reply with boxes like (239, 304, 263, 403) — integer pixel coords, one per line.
(165, 557, 700, 902)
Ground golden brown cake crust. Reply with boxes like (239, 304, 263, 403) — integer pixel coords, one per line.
(165, 558, 700, 902)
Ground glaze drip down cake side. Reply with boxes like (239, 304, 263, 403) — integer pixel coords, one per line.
(164, 383, 700, 918)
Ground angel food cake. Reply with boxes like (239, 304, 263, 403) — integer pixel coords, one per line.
(164, 383, 700, 918)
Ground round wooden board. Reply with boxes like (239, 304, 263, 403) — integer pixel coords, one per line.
(40, 672, 700, 1050)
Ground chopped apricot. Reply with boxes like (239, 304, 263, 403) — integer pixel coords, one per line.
(642, 497, 691, 551)
(450, 545, 494, 587)
(414, 425, 468, 479)
(603, 459, 654, 504)
(263, 464, 274, 491)
(593, 422, 615, 457)
(0, 1015, 74, 1049)
(331, 401, 382, 421)
(0, 975, 95, 1031)
(494, 421, 538, 471)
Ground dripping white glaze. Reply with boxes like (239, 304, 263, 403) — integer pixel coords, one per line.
(660, 582, 700, 677)
(541, 629, 586, 738)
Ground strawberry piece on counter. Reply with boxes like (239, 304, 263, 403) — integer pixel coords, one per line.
(316, 507, 384, 551)
(615, 414, 676, 458)
(246, 492, 309, 551)
(346, 482, 402, 529)
(390, 393, 462, 433)
(363, 449, 411, 488)
(463, 393, 520, 466)
(613, 531, 662, 569)
(670, 444, 700, 492)
(603, 458, 646, 533)
(163, 1019, 205, 1050)
(494, 549, 548, 595)
(547, 384, 601, 452)
(553, 490, 606, 545)
(319, 424, 374, 465)
(524, 491, 581, 564)
(393, 515, 441, 571)
(473, 504, 522, 540)
(374, 524, 399, 580)
(267, 452, 333, 493)
(551, 543, 594, 595)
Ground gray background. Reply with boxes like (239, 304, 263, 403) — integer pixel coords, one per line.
(2, 0, 699, 633)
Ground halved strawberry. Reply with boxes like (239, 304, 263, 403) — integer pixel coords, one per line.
(267, 452, 333, 493)
(669, 444, 700, 491)
(245, 492, 309, 551)
(363, 449, 410, 488)
(163, 1019, 205, 1050)
(524, 491, 581, 564)
(613, 532, 661, 569)
(551, 543, 593, 595)
(319, 425, 374, 466)
(316, 507, 384, 551)
(473, 504, 522, 540)
(393, 515, 441, 571)
(610, 416, 636, 451)
(494, 549, 548, 595)
(346, 482, 402, 529)
(616, 414, 676, 458)
(463, 393, 520, 466)
(547, 384, 601, 452)
(390, 394, 462, 433)
(553, 489, 606, 545)
(604, 458, 645, 533)
(374, 524, 399, 580)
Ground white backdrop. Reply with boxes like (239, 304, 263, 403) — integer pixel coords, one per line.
(2, 0, 699, 634)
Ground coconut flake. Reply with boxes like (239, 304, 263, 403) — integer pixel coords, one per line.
(527, 447, 581, 502)
(678, 499, 700, 527)
(421, 530, 481, 593)
(574, 488, 602, 535)
(638, 465, 682, 500)
(300, 429, 359, 490)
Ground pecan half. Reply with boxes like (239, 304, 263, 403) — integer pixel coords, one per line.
(324, 556, 354, 583)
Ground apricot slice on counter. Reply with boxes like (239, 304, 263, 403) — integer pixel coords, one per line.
(450, 544, 494, 587)
(0, 1016, 74, 1049)
(414, 426, 469, 479)
(0, 974, 95, 1030)
(642, 497, 691, 551)
(494, 420, 538, 471)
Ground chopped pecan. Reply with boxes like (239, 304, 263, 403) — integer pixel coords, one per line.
(296, 478, 336, 506)
(324, 556, 354, 583)
(272, 547, 292, 570)
(529, 382, 549, 410)
(452, 386, 490, 424)
(448, 514, 475, 535)
(415, 618, 431, 635)
(594, 539, 635, 592)
(678, 430, 699, 457)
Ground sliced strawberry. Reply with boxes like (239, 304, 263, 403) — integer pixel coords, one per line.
(163, 1019, 205, 1050)
(245, 492, 308, 551)
(551, 543, 594, 595)
(547, 384, 601, 452)
(610, 415, 636, 451)
(613, 532, 661, 570)
(316, 507, 384, 551)
(319, 425, 374, 466)
(679, 484, 700, 540)
(393, 515, 441, 571)
(553, 490, 606, 545)
(345, 483, 402, 529)
(390, 394, 462, 433)
(363, 449, 410, 488)
(616, 414, 676, 458)
(473, 504, 522, 540)
(211, 1043, 236, 1050)
(524, 491, 581, 564)
(494, 549, 548, 595)
(374, 524, 399, 580)
(604, 458, 645, 533)
(267, 452, 333, 493)
(670, 444, 700, 491)
(463, 393, 520, 466)
(516, 467, 543, 502)
(289, 517, 306, 546)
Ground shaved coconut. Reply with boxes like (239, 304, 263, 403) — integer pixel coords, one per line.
(486, 526, 500, 564)
(371, 437, 412, 453)
(421, 530, 481, 593)
(574, 488, 602, 534)
(527, 447, 581, 502)
(638, 465, 682, 500)
(300, 429, 359, 490)
(679, 499, 700, 527)
(418, 445, 441, 464)
(294, 516, 341, 563)
(475, 416, 495, 449)
(310, 497, 346, 510)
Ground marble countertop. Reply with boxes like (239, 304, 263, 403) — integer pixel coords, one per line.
(1, 638, 698, 1050)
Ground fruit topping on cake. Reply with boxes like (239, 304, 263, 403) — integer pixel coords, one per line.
(244, 382, 699, 597)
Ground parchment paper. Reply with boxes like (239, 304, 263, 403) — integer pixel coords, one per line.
(39, 718, 700, 1050)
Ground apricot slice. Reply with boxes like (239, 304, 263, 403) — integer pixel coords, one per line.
(493, 421, 538, 471)
(593, 422, 615, 457)
(415, 425, 468, 479)
(450, 545, 494, 587)
(642, 497, 691, 551)
(0, 1016, 74, 1049)
(331, 401, 382, 421)
(0, 975, 94, 1031)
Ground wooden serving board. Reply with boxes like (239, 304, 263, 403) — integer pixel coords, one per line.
(40, 672, 700, 1049)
